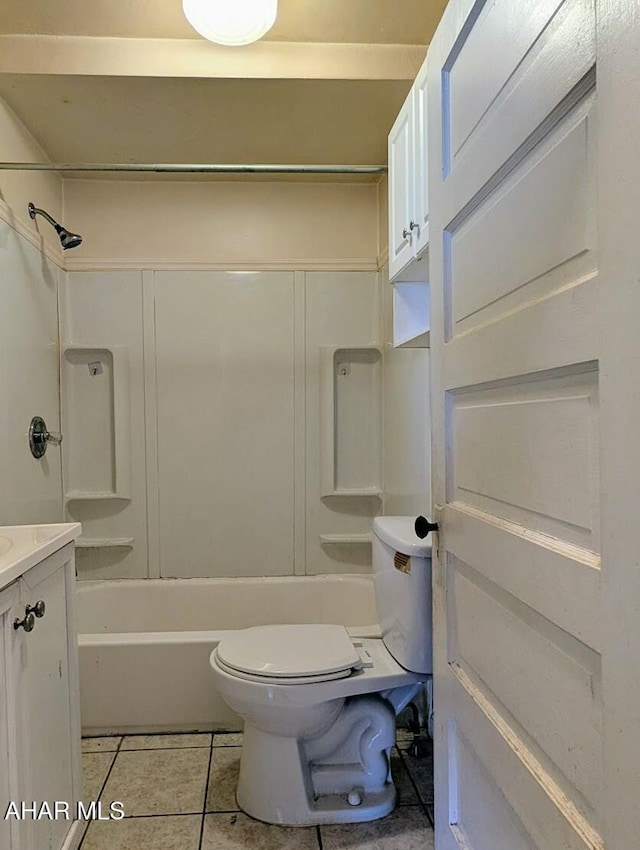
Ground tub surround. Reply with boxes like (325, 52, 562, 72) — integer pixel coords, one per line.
(61, 270, 383, 581)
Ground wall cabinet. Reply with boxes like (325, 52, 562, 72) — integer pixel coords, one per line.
(0, 539, 82, 850)
(388, 57, 429, 282)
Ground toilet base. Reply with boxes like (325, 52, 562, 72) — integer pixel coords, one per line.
(236, 695, 398, 826)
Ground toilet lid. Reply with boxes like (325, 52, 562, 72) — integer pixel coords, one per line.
(215, 624, 362, 680)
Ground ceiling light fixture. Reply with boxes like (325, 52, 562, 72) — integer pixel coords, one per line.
(182, 0, 277, 46)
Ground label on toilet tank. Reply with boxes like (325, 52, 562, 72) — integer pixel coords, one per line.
(394, 551, 411, 574)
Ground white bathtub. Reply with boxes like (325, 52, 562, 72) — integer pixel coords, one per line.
(76, 575, 378, 735)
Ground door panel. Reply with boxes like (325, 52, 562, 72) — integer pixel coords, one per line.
(451, 727, 536, 850)
(450, 560, 602, 813)
(448, 675, 600, 850)
(427, 0, 612, 847)
(0, 584, 21, 850)
(20, 561, 74, 850)
(448, 99, 596, 336)
(449, 369, 599, 549)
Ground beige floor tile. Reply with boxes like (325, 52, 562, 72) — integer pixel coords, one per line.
(120, 733, 212, 751)
(100, 748, 210, 816)
(390, 749, 420, 806)
(81, 814, 202, 850)
(205, 747, 241, 812)
(320, 806, 434, 850)
(82, 752, 116, 802)
(212, 732, 243, 747)
(201, 813, 319, 850)
(82, 736, 122, 754)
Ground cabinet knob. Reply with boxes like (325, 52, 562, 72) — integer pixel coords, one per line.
(26, 600, 46, 619)
(409, 221, 419, 231)
(402, 227, 411, 239)
(14, 613, 36, 633)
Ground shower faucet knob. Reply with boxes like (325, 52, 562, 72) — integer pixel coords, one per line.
(28, 416, 63, 459)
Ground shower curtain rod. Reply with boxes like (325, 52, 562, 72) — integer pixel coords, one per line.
(0, 162, 388, 175)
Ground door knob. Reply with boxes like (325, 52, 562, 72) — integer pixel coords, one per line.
(415, 516, 439, 539)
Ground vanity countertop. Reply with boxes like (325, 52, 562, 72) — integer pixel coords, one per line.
(0, 523, 81, 591)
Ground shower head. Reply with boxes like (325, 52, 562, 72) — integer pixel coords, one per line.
(28, 202, 83, 250)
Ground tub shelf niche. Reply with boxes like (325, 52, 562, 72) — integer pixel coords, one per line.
(319, 534, 372, 545)
(76, 538, 134, 549)
(320, 346, 382, 498)
(61, 345, 131, 502)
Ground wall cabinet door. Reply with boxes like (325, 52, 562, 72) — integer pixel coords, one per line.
(388, 92, 415, 280)
(18, 551, 78, 850)
(388, 54, 430, 282)
(412, 59, 429, 257)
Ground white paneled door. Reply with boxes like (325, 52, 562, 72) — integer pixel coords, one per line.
(428, 1, 639, 848)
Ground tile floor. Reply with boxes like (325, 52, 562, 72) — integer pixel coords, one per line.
(79, 729, 434, 850)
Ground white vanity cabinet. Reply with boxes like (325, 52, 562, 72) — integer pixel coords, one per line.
(0, 525, 82, 850)
(0, 581, 23, 850)
(388, 56, 429, 282)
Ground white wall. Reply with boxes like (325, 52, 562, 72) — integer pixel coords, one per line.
(62, 179, 380, 271)
(0, 97, 64, 525)
(0, 98, 63, 261)
(380, 264, 431, 516)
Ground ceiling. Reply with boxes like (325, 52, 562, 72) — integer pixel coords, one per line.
(0, 1, 448, 178)
(0, 0, 446, 44)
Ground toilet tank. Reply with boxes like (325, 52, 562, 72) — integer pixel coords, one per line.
(372, 517, 432, 675)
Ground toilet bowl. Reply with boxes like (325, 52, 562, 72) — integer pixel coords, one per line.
(209, 517, 432, 826)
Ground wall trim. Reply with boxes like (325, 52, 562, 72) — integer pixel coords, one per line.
(64, 257, 380, 273)
(0, 196, 63, 269)
(377, 247, 390, 270)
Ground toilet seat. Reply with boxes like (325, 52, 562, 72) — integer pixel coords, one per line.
(215, 624, 363, 685)
(214, 653, 356, 685)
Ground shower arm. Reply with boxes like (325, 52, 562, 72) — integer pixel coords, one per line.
(27, 201, 83, 249)
(28, 203, 59, 229)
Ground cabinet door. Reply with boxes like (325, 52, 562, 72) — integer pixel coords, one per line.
(0, 583, 26, 850)
(388, 91, 415, 280)
(413, 57, 429, 257)
(19, 554, 76, 850)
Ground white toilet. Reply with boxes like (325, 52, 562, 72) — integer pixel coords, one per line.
(209, 516, 432, 826)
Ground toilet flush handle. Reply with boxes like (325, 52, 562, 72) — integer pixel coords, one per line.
(415, 516, 439, 539)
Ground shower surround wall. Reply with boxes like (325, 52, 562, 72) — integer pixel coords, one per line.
(60, 270, 382, 580)
(0, 98, 64, 525)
